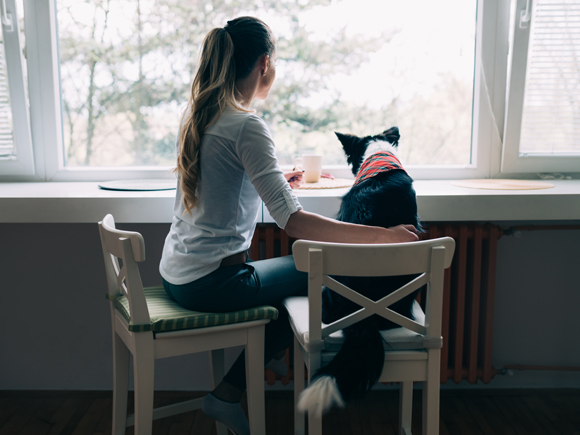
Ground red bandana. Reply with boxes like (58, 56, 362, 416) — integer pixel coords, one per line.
(354, 151, 405, 186)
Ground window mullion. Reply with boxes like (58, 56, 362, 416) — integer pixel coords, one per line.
(471, 0, 511, 179)
(503, 0, 535, 173)
(23, 0, 63, 181)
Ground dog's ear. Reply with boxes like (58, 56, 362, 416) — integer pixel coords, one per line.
(335, 132, 367, 176)
(378, 126, 400, 147)
(335, 132, 357, 151)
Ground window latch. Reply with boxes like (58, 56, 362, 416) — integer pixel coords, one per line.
(519, 0, 532, 29)
(1, 0, 13, 32)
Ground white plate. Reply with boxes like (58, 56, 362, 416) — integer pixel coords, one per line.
(98, 179, 177, 191)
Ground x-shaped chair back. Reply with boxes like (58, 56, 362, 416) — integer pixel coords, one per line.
(99, 214, 150, 325)
(292, 237, 455, 352)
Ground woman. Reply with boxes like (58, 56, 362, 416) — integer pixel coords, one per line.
(159, 17, 418, 435)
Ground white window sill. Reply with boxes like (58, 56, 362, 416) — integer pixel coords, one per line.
(1, 180, 579, 223)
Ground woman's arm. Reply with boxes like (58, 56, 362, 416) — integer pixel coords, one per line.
(284, 210, 419, 244)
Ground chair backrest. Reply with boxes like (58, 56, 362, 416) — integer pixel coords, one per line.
(98, 214, 150, 325)
(292, 237, 455, 346)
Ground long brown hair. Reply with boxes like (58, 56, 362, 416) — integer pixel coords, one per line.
(176, 17, 276, 214)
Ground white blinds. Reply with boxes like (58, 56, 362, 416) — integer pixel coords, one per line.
(519, 0, 580, 154)
(0, 0, 34, 176)
(0, 37, 15, 159)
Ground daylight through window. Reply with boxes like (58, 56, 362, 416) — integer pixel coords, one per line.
(57, 0, 477, 168)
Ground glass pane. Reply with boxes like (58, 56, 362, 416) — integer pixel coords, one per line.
(260, 0, 477, 166)
(58, 0, 476, 167)
(519, 0, 580, 155)
(0, 0, 25, 160)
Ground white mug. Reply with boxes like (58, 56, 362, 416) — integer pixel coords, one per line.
(294, 154, 322, 183)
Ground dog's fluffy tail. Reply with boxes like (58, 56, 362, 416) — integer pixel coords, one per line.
(297, 376, 345, 419)
(297, 320, 384, 417)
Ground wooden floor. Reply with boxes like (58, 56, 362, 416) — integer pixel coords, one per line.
(1, 389, 579, 435)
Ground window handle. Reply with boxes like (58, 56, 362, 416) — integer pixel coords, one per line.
(1, 0, 13, 32)
(519, 0, 532, 29)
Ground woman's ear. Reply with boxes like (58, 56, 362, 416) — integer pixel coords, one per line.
(261, 54, 270, 76)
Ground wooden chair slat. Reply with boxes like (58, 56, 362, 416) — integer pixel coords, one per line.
(100, 214, 146, 262)
(293, 238, 455, 276)
(323, 276, 375, 310)
(381, 307, 427, 335)
(321, 308, 370, 338)
(322, 272, 429, 333)
(376, 273, 429, 309)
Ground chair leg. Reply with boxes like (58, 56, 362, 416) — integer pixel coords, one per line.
(399, 382, 413, 435)
(209, 349, 229, 435)
(307, 353, 322, 435)
(245, 325, 266, 435)
(133, 332, 155, 435)
(423, 350, 441, 435)
(112, 330, 130, 435)
(293, 337, 305, 435)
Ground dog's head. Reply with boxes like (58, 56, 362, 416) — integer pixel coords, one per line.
(335, 127, 400, 176)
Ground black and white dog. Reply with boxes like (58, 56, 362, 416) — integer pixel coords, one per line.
(298, 127, 422, 416)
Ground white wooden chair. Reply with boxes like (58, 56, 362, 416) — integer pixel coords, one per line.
(99, 214, 277, 435)
(284, 237, 455, 435)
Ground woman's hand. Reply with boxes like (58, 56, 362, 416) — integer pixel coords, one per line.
(284, 171, 304, 189)
(382, 224, 420, 243)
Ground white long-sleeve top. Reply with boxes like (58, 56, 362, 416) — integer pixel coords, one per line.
(160, 106, 302, 285)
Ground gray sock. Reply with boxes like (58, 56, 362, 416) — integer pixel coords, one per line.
(202, 393, 250, 435)
(265, 356, 288, 377)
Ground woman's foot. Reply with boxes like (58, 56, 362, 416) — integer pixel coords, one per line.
(265, 354, 288, 377)
(202, 393, 250, 435)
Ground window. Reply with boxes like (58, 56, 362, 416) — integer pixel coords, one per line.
(7, 0, 516, 181)
(503, 0, 580, 173)
(57, 1, 179, 168)
(55, 0, 480, 171)
(259, 0, 479, 168)
(0, 0, 34, 177)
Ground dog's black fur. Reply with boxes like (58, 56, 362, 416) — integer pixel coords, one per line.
(302, 127, 423, 412)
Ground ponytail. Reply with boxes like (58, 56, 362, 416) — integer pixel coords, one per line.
(176, 17, 276, 214)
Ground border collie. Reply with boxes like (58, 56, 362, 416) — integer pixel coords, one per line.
(298, 127, 422, 417)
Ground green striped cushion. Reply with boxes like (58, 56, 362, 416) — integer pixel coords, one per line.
(108, 285, 279, 333)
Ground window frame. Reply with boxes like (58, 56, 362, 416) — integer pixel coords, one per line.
(0, 0, 35, 178)
(502, 0, 580, 174)
(6, 0, 511, 182)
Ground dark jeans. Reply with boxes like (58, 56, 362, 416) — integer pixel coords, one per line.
(162, 255, 307, 391)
